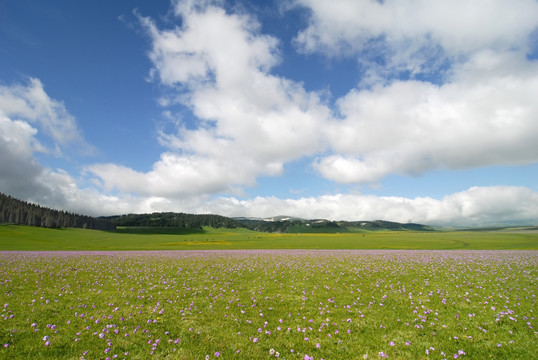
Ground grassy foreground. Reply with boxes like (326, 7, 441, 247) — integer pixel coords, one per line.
(0, 225, 537, 250)
(0, 251, 536, 359)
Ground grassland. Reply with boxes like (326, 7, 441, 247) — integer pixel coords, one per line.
(1, 226, 536, 359)
(0, 250, 536, 359)
(0, 224, 537, 250)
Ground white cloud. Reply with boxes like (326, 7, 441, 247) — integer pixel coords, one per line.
(0, 78, 91, 153)
(0, 115, 44, 194)
(97, 0, 538, 194)
(89, 1, 330, 197)
(0, 79, 96, 210)
(0, 78, 112, 214)
(315, 51, 538, 183)
(83, 0, 538, 214)
(292, 0, 538, 185)
(0, 113, 83, 208)
(293, 0, 538, 71)
(0, 89, 168, 217)
(87, 152, 258, 197)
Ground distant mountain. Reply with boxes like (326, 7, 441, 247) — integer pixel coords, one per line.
(234, 217, 434, 233)
(264, 215, 306, 222)
(340, 220, 434, 232)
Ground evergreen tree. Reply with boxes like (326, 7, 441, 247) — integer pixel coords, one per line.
(0, 192, 115, 230)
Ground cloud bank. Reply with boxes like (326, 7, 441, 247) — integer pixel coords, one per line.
(198, 186, 538, 227)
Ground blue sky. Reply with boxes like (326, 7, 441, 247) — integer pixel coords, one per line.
(1, 0, 537, 226)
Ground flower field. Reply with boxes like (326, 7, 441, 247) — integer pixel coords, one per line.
(0, 250, 536, 359)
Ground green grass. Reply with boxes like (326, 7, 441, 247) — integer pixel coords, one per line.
(0, 251, 536, 359)
(0, 224, 537, 250)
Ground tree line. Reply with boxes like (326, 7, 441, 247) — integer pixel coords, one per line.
(103, 212, 242, 230)
(237, 218, 306, 233)
(0, 193, 116, 230)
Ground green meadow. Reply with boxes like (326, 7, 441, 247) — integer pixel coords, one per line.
(1, 250, 536, 359)
(1, 225, 537, 359)
(0, 224, 537, 250)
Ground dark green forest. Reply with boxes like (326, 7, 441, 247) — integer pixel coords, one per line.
(0, 193, 115, 230)
(103, 212, 242, 230)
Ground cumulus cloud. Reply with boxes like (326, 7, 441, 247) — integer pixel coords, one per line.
(289, 0, 538, 183)
(83, 0, 538, 219)
(83, 0, 538, 197)
(292, 0, 538, 76)
(0, 78, 91, 153)
(0, 79, 93, 209)
(88, 152, 257, 197)
(0, 116, 79, 209)
(88, 1, 330, 196)
(315, 52, 538, 182)
(0, 81, 154, 217)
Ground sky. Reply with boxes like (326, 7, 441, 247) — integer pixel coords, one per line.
(1, 0, 538, 227)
